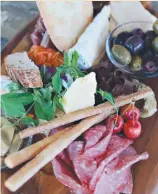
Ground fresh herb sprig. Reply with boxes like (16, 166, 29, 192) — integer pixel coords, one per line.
(52, 50, 86, 95)
(97, 88, 118, 113)
(97, 89, 115, 105)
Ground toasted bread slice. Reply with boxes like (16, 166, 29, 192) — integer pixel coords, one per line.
(37, 1, 93, 52)
(111, 1, 156, 24)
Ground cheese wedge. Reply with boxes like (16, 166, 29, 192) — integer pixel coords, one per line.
(62, 72, 97, 114)
(5, 52, 43, 88)
(70, 5, 111, 69)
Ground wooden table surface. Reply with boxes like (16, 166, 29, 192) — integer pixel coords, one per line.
(1, 8, 158, 194)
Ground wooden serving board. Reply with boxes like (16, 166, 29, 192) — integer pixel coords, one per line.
(1, 14, 158, 194)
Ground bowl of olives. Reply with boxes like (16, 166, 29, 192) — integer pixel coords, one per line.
(106, 20, 158, 79)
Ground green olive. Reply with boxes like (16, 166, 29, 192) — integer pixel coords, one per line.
(153, 19, 158, 35)
(130, 55, 142, 71)
(152, 37, 158, 52)
(112, 45, 132, 65)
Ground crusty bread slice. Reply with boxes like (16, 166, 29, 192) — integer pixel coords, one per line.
(37, 1, 93, 52)
(5, 52, 43, 88)
(111, 1, 157, 24)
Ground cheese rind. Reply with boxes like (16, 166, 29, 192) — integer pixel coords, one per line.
(62, 72, 97, 114)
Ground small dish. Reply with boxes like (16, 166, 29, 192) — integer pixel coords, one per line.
(106, 21, 158, 79)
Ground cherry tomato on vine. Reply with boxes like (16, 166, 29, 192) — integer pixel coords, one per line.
(120, 104, 140, 121)
(124, 119, 141, 139)
(107, 114, 124, 134)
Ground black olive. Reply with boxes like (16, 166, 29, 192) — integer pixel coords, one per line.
(132, 28, 145, 38)
(144, 31, 156, 49)
(145, 30, 156, 40)
(142, 50, 154, 64)
(144, 61, 157, 73)
(113, 32, 132, 46)
(125, 36, 144, 55)
(154, 52, 158, 65)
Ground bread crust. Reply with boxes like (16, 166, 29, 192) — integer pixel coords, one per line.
(37, 1, 93, 52)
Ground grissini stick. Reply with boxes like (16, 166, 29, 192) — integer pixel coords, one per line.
(19, 88, 153, 138)
(4, 126, 73, 169)
(5, 111, 112, 192)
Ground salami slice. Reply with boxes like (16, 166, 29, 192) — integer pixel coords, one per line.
(52, 157, 82, 191)
(67, 141, 84, 161)
(114, 152, 149, 173)
(84, 125, 106, 150)
(58, 149, 72, 167)
(94, 168, 131, 194)
(73, 158, 97, 187)
(89, 135, 133, 190)
(119, 146, 137, 158)
(94, 152, 148, 194)
(120, 169, 133, 194)
(82, 122, 113, 159)
(119, 146, 136, 194)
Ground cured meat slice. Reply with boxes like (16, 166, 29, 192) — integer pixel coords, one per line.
(82, 122, 113, 159)
(119, 146, 137, 158)
(89, 135, 133, 190)
(52, 157, 83, 191)
(120, 169, 133, 194)
(84, 125, 106, 150)
(52, 123, 149, 194)
(119, 146, 136, 194)
(114, 152, 149, 172)
(94, 152, 149, 194)
(58, 149, 72, 167)
(67, 141, 84, 161)
(73, 158, 97, 187)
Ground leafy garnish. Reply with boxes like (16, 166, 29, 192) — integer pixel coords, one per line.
(39, 88, 52, 104)
(33, 88, 55, 121)
(64, 51, 86, 78)
(20, 116, 39, 126)
(98, 89, 119, 113)
(52, 68, 62, 94)
(52, 51, 86, 93)
(98, 89, 115, 105)
(1, 93, 34, 117)
(54, 95, 63, 110)
(34, 100, 54, 121)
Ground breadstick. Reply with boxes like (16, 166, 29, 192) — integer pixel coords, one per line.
(19, 88, 153, 138)
(5, 111, 112, 192)
(5, 126, 73, 169)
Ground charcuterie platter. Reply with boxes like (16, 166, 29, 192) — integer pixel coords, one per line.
(1, 1, 158, 194)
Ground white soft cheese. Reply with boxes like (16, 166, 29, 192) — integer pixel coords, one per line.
(62, 72, 97, 114)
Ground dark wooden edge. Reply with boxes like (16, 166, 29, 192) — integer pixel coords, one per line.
(1, 15, 39, 63)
